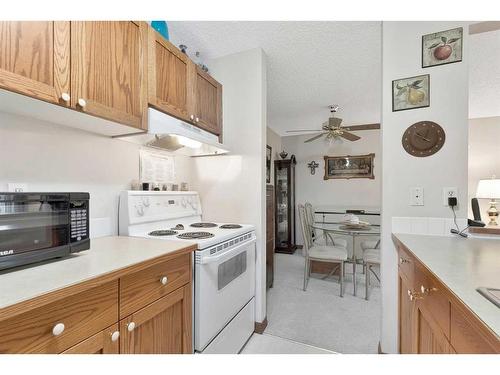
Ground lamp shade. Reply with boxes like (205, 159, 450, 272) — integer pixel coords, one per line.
(476, 179, 500, 199)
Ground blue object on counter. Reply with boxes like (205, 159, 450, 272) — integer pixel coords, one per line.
(151, 21, 169, 40)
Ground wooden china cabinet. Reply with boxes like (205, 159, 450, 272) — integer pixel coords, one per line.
(274, 159, 296, 254)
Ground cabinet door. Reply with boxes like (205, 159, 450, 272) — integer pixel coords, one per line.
(71, 21, 148, 130)
(120, 285, 192, 354)
(416, 306, 453, 354)
(399, 274, 415, 353)
(148, 28, 190, 122)
(0, 21, 70, 104)
(188, 63, 222, 135)
(62, 324, 119, 354)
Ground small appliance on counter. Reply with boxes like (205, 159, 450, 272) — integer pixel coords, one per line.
(0, 192, 90, 271)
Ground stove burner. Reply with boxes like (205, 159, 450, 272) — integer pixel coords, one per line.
(190, 222, 218, 228)
(220, 224, 243, 229)
(177, 231, 215, 240)
(149, 230, 178, 236)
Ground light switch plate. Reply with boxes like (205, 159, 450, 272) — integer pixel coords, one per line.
(443, 187, 458, 206)
(410, 187, 424, 206)
(7, 183, 27, 192)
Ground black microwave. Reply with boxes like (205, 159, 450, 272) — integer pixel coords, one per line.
(0, 192, 90, 271)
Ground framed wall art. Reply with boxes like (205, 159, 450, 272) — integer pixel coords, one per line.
(392, 74, 430, 112)
(266, 145, 272, 183)
(323, 153, 375, 180)
(422, 27, 463, 68)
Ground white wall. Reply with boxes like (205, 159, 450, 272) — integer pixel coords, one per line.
(468, 117, 500, 219)
(282, 131, 381, 248)
(190, 48, 267, 323)
(381, 22, 469, 353)
(266, 127, 282, 186)
(0, 112, 194, 237)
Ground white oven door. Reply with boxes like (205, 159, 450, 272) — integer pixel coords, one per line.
(195, 234, 256, 352)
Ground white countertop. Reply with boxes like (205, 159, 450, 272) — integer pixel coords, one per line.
(393, 233, 500, 338)
(0, 236, 194, 311)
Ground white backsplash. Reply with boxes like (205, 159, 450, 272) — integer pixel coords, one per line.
(392, 216, 468, 237)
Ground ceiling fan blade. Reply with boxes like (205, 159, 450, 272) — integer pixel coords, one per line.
(286, 129, 323, 133)
(304, 133, 327, 143)
(339, 131, 361, 141)
(342, 123, 380, 131)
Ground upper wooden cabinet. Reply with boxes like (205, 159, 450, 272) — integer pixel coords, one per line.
(0, 21, 70, 105)
(148, 28, 190, 122)
(189, 63, 223, 135)
(70, 21, 148, 130)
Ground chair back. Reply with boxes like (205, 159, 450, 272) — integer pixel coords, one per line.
(298, 204, 313, 254)
(304, 202, 317, 238)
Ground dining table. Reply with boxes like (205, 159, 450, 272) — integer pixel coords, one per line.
(310, 222, 380, 296)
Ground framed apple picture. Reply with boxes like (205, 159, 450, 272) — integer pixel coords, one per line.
(422, 27, 463, 68)
(392, 74, 430, 112)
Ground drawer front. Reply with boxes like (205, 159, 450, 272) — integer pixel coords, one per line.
(0, 281, 118, 353)
(415, 265, 450, 339)
(397, 246, 415, 283)
(120, 253, 191, 318)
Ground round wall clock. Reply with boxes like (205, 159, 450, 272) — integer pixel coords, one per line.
(402, 121, 445, 157)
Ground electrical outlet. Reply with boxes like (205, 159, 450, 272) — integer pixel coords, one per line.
(443, 187, 458, 206)
(7, 183, 27, 192)
(410, 187, 424, 206)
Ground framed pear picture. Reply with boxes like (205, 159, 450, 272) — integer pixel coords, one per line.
(392, 74, 430, 112)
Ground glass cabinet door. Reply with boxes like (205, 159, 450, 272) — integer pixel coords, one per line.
(276, 164, 289, 247)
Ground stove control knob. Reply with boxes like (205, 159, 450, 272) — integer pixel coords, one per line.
(181, 198, 187, 208)
(142, 197, 150, 207)
(135, 205, 144, 216)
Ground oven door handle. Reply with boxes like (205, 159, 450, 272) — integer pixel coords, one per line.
(200, 239, 256, 265)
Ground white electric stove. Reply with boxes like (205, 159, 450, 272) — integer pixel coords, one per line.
(119, 191, 256, 354)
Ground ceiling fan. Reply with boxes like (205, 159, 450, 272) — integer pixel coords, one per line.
(286, 105, 380, 143)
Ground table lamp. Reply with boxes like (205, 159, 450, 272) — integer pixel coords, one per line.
(476, 178, 500, 226)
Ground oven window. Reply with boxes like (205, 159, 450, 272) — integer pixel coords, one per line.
(0, 198, 69, 255)
(218, 251, 247, 290)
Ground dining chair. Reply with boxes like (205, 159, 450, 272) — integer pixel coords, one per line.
(299, 204, 348, 296)
(304, 202, 347, 248)
(362, 243, 380, 300)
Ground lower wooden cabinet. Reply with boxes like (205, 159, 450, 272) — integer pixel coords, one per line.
(395, 235, 499, 354)
(62, 324, 120, 354)
(0, 250, 193, 354)
(120, 285, 192, 354)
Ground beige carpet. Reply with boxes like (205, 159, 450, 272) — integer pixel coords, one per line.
(265, 252, 381, 354)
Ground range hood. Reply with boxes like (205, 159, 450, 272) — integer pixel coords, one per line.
(117, 108, 229, 157)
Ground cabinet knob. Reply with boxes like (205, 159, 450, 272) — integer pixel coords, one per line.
(52, 323, 65, 336)
(61, 92, 71, 102)
(399, 257, 410, 264)
(111, 331, 120, 342)
(77, 98, 87, 108)
(160, 276, 168, 285)
(190, 114, 195, 120)
(408, 289, 424, 301)
(420, 285, 438, 295)
(127, 322, 136, 332)
(195, 117, 199, 123)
